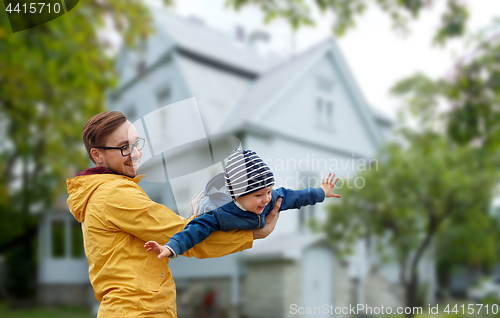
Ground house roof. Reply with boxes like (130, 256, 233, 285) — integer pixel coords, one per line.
(176, 54, 253, 134)
(217, 38, 387, 149)
(116, 8, 393, 148)
(218, 40, 332, 134)
(150, 7, 282, 76)
(371, 106, 395, 125)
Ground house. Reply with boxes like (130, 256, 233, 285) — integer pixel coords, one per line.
(37, 197, 95, 309)
(38, 6, 436, 317)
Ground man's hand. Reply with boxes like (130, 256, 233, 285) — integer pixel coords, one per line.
(252, 198, 281, 239)
(144, 241, 172, 259)
(321, 173, 341, 198)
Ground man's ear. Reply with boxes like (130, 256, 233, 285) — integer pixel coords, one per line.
(90, 148, 103, 165)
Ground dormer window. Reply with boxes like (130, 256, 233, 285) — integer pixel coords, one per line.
(136, 60, 146, 77)
(125, 105, 137, 122)
(156, 85, 171, 106)
(156, 85, 172, 135)
(316, 98, 334, 129)
(316, 76, 334, 131)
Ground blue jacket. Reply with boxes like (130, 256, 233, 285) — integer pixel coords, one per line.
(166, 173, 325, 257)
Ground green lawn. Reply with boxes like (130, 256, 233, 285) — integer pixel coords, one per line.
(0, 302, 95, 318)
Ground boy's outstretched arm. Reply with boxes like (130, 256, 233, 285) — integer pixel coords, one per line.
(145, 198, 283, 259)
(273, 173, 341, 211)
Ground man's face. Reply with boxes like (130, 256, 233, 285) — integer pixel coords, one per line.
(93, 121, 142, 178)
(235, 186, 273, 214)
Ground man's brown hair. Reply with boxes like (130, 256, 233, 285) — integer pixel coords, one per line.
(82, 111, 127, 163)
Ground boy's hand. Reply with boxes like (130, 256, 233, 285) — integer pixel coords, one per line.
(321, 173, 341, 198)
(144, 241, 172, 259)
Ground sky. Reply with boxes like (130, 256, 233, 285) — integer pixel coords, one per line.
(149, 0, 497, 119)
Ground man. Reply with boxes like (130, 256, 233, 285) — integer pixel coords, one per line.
(67, 111, 280, 317)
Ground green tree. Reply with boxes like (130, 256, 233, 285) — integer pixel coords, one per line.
(0, 0, 169, 297)
(392, 21, 500, 153)
(323, 21, 500, 301)
(236, 0, 500, 311)
(323, 131, 498, 314)
(383, 22, 500, 296)
(226, 0, 469, 44)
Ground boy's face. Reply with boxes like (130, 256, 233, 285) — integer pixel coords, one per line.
(235, 186, 273, 214)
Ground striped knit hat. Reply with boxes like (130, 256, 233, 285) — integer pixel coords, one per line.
(225, 149, 275, 199)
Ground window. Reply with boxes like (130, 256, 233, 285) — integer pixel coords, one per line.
(298, 171, 317, 231)
(136, 60, 146, 77)
(71, 224, 84, 258)
(156, 85, 172, 135)
(51, 220, 65, 258)
(315, 76, 334, 131)
(50, 218, 85, 258)
(156, 85, 171, 106)
(136, 35, 148, 77)
(316, 97, 334, 130)
(125, 105, 137, 122)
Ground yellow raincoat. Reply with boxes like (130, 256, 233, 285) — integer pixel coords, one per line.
(67, 169, 253, 317)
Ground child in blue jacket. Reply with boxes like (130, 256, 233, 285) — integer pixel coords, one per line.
(144, 149, 341, 259)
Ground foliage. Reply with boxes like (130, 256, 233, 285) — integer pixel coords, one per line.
(323, 131, 498, 310)
(325, 132, 497, 263)
(389, 20, 500, 295)
(0, 0, 168, 297)
(0, 0, 154, 248)
(391, 20, 500, 153)
(225, 0, 469, 44)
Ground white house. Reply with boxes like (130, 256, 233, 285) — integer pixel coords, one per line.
(38, 6, 436, 317)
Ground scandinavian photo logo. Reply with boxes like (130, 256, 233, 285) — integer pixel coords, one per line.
(129, 97, 242, 217)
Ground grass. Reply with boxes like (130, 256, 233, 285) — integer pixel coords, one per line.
(0, 302, 95, 318)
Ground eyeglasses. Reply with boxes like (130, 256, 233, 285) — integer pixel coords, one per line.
(95, 137, 146, 156)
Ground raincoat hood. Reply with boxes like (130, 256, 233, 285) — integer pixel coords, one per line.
(66, 167, 142, 223)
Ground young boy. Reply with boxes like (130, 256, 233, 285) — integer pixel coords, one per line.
(144, 149, 341, 259)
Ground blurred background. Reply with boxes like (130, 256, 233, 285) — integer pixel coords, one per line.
(1, 0, 500, 317)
